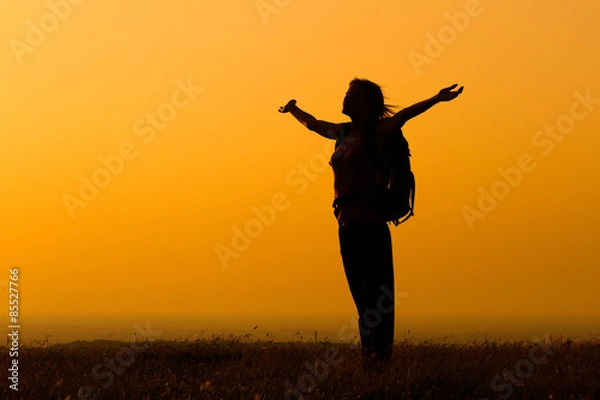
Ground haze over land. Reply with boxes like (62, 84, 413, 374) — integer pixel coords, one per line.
(22, 313, 600, 346)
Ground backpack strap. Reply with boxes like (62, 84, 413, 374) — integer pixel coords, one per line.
(334, 122, 352, 150)
(391, 172, 416, 226)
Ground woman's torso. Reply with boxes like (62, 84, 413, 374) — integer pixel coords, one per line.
(330, 122, 388, 224)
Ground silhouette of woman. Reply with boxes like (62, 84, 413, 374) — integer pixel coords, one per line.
(279, 79, 463, 364)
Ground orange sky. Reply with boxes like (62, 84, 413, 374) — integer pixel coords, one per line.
(1, 0, 599, 340)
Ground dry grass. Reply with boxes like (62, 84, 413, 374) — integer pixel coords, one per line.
(2, 335, 600, 399)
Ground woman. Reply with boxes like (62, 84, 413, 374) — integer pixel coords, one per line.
(279, 79, 463, 363)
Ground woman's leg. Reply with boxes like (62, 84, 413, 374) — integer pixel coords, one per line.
(339, 220, 395, 362)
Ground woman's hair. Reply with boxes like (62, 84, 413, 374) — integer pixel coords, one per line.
(349, 78, 395, 119)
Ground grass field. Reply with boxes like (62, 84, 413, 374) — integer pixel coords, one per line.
(2, 335, 599, 399)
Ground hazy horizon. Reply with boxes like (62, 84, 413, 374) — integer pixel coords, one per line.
(17, 312, 600, 346)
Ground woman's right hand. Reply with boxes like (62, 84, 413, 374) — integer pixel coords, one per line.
(278, 99, 297, 113)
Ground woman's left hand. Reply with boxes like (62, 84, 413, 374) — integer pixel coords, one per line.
(437, 84, 464, 102)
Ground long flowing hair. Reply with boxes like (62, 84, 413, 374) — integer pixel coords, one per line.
(349, 78, 395, 120)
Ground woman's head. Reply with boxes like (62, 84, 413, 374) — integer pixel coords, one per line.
(342, 78, 394, 120)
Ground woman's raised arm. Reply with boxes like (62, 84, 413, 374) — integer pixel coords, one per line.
(382, 84, 464, 133)
(279, 99, 342, 140)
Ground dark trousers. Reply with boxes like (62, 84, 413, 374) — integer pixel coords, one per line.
(338, 220, 395, 362)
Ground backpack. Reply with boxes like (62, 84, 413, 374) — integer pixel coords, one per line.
(333, 122, 415, 226)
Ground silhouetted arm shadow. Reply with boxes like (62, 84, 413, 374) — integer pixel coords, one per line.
(381, 84, 464, 133)
(279, 99, 343, 140)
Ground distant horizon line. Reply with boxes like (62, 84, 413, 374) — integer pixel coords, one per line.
(19, 311, 600, 319)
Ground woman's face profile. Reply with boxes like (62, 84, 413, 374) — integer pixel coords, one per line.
(342, 85, 374, 118)
(342, 84, 367, 117)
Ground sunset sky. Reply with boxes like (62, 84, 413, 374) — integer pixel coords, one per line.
(1, 0, 599, 341)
